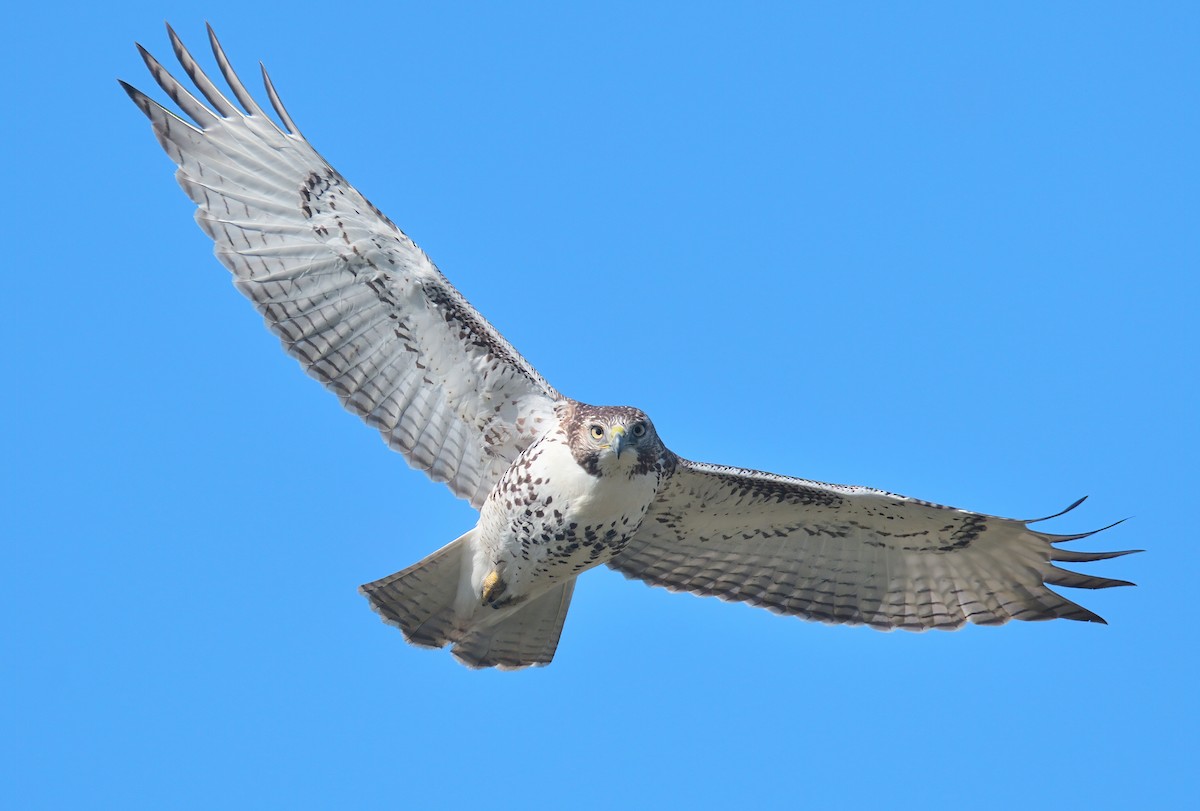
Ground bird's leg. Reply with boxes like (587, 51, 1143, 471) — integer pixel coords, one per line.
(481, 568, 508, 606)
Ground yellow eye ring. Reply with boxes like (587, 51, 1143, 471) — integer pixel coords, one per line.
(590, 425, 605, 440)
(632, 422, 647, 438)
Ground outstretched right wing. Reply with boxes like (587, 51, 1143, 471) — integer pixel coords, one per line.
(123, 25, 561, 507)
(612, 459, 1137, 630)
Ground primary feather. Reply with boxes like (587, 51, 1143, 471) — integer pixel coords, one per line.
(125, 25, 1137, 668)
(123, 24, 559, 509)
(611, 462, 1136, 630)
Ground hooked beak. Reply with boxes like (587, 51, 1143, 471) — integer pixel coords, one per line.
(609, 425, 628, 459)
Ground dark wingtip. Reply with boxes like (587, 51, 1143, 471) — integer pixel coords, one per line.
(1029, 495, 1088, 523)
(118, 78, 148, 108)
(1051, 516, 1131, 543)
(165, 22, 183, 52)
(1051, 546, 1143, 563)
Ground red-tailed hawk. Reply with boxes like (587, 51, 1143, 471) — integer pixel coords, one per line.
(123, 25, 1137, 669)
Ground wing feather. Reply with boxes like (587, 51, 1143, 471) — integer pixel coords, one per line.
(125, 26, 560, 506)
(610, 459, 1138, 630)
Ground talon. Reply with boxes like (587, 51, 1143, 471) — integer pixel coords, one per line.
(481, 569, 506, 604)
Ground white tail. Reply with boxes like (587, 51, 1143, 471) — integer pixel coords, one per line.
(360, 532, 474, 649)
(360, 532, 578, 669)
(452, 579, 576, 669)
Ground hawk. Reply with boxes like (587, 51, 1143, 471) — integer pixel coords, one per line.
(123, 25, 1137, 669)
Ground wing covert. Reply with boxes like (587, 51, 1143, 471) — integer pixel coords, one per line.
(610, 459, 1137, 630)
(124, 25, 560, 507)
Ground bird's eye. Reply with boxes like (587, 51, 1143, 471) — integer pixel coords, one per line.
(590, 425, 605, 440)
(632, 422, 647, 438)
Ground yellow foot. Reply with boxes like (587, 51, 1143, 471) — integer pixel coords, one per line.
(481, 569, 507, 605)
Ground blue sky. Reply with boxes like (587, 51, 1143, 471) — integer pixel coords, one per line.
(4, 2, 1197, 808)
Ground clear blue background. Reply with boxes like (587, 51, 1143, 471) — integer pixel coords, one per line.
(4, 3, 1196, 808)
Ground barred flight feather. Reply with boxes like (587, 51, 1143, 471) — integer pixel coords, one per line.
(123, 24, 560, 508)
(126, 25, 1138, 669)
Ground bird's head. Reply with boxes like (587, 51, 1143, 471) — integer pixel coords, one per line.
(560, 401, 668, 477)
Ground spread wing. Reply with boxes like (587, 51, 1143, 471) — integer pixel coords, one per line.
(610, 459, 1137, 629)
(122, 25, 560, 508)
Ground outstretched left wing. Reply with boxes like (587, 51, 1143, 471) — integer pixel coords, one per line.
(610, 459, 1137, 629)
(123, 25, 561, 508)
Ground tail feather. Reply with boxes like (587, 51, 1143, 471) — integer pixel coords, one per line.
(360, 532, 579, 669)
(453, 578, 577, 670)
(359, 532, 472, 649)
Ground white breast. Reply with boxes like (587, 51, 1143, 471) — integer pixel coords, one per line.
(470, 430, 662, 600)
(536, 435, 655, 520)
